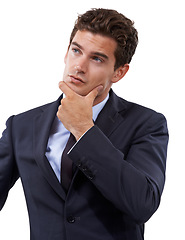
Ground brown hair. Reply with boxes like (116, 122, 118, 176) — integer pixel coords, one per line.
(70, 8, 138, 70)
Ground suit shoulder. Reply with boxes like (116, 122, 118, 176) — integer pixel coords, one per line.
(118, 96, 166, 119)
(13, 96, 61, 121)
(9, 96, 61, 134)
(114, 96, 168, 140)
(113, 94, 167, 130)
(14, 102, 53, 119)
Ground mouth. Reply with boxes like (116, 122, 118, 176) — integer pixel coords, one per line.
(68, 75, 85, 84)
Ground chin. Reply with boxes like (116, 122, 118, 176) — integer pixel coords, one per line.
(66, 82, 88, 96)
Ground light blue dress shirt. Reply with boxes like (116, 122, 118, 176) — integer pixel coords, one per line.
(45, 94, 109, 182)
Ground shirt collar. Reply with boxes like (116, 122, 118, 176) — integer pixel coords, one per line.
(92, 93, 109, 121)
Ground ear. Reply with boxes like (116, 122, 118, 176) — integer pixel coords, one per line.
(112, 64, 129, 83)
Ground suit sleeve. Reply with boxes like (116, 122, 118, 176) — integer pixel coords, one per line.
(0, 116, 19, 210)
(69, 112, 169, 224)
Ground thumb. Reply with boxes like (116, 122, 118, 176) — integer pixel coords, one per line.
(86, 85, 103, 104)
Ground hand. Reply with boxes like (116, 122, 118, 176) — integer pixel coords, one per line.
(57, 81, 103, 140)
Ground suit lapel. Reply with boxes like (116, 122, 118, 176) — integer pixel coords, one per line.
(95, 89, 127, 137)
(33, 90, 126, 199)
(33, 95, 66, 200)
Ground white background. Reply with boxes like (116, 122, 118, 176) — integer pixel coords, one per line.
(0, 0, 184, 239)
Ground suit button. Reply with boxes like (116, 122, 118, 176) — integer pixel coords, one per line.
(67, 216, 75, 223)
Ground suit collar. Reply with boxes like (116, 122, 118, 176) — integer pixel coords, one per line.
(33, 95, 67, 200)
(95, 89, 127, 137)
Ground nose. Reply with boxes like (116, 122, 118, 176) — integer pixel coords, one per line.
(74, 65, 83, 74)
(74, 56, 87, 74)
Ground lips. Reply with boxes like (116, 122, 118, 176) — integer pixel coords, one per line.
(69, 74, 85, 83)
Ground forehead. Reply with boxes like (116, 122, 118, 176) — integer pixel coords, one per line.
(71, 30, 117, 59)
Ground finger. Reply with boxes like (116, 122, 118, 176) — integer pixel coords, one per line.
(58, 81, 76, 97)
(86, 85, 103, 104)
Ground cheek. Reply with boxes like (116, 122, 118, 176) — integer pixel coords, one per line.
(63, 57, 72, 77)
(94, 70, 114, 87)
(63, 64, 70, 82)
(64, 53, 74, 69)
(63, 64, 67, 77)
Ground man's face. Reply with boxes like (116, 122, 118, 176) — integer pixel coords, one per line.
(63, 30, 121, 105)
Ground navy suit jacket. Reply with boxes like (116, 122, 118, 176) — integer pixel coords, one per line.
(0, 89, 168, 240)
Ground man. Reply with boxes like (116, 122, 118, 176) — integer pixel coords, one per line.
(0, 8, 168, 240)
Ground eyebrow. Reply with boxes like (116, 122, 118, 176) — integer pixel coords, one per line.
(71, 41, 109, 60)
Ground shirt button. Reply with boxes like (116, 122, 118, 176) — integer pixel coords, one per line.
(67, 216, 75, 223)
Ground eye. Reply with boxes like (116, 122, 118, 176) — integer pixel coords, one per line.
(72, 48, 80, 54)
(92, 56, 103, 63)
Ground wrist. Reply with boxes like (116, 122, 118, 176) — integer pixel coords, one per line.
(72, 123, 94, 141)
